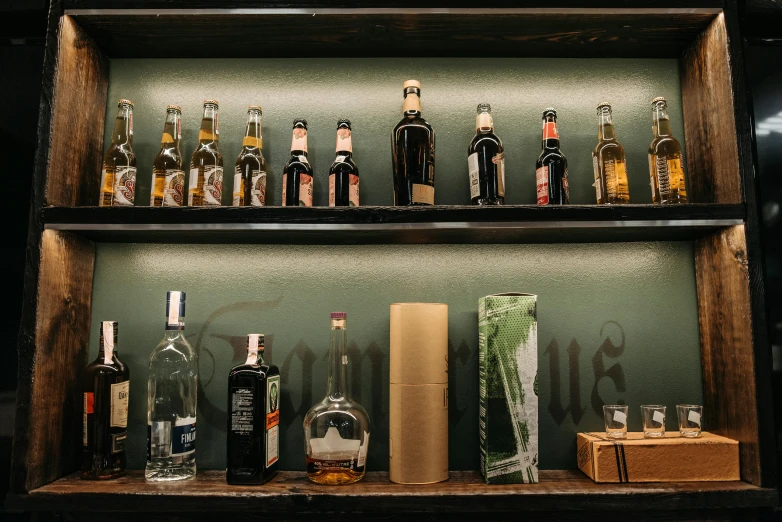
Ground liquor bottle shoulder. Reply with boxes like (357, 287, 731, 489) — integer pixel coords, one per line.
(285, 155, 312, 173)
(151, 335, 197, 363)
(104, 146, 136, 165)
(192, 144, 223, 162)
(394, 113, 433, 133)
(469, 132, 502, 154)
(330, 155, 357, 174)
(648, 135, 682, 156)
(85, 355, 127, 377)
(593, 139, 625, 158)
(538, 147, 567, 165)
(154, 147, 182, 168)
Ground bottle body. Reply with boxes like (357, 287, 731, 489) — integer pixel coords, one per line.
(189, 101, 224, 207)
(648, 98, 687, 204)
(392, 81, 435, 206)
(227, 335, 280, 484)
(592, 103, 630, 204)
(234, 106, 266, 207)
(283, 119, 314, 207)
(81, 322, 129, 480)
(100, 100, 136, 207)
(329, 120, 359, 207)
(304, 313, 370, 485)
(146, 291, 198, 482)
(536, 109, 569, 205)
(468, 104, 504, 205)
(151, 105, 185, 207)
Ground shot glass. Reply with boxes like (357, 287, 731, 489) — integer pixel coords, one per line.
(677, 404, 703, 438)
(603, 405, 629, 439)
(641, 405, 666, 438)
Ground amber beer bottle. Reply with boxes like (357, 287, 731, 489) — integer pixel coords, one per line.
(648, 97, 687, 204)
(234, 106, 266, 206)
(392, 80, 435, 206)
(150, 105, 185, 207)
(535, 108, 569, 205)
(99, 99, 136, 206)
(189, 100, 224, 206)
(467, 103, 504, 205)
(329, 119, 359, 207)
(592, 103, 630, 204)
(282, 119, 314, 207)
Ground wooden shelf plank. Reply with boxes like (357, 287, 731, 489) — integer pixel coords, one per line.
(6, 470, 777, 513)
(41, 204, 744, 244)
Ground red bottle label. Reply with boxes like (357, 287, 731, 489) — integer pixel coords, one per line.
(543, 122, 559, 140)
(536, 166, 549, 205)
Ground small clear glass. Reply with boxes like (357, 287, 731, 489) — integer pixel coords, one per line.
(641, 405, 666, 438)
(603, 405, 629, 439)
(677, 404, 703, 438)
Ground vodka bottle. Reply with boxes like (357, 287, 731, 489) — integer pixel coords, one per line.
(145, 291, 198, 482)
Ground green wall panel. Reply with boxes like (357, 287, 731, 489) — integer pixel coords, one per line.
(88, 242, 702, 472)
(104, 58, 686, 206)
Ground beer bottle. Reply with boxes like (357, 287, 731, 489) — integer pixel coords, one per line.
(392, 80, 435, 206)
(329, 119, 359, 207)
(282, 119, 314, 207)
(648, 97, 687, 204)
(592, 103, 630, 204)
(535, 108, 569, 205)
(100, 99, 136, 207)
(234, 106, 266, 206)
(189, 100, 224, 207)
(467, 103, 504, 205)
(150, 105, 184, 207)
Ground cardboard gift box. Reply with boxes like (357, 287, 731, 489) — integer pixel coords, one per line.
(577, 431, 740, 483)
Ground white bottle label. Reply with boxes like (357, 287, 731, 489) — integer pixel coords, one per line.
(251, 171, 266, 206)
(203, 166, 224, 206)
(113, 166, 136, 206)
(592, 155, 602, 202)
(266, 375, 280, 467)
(164, 170, 185, 207)
(495, 154, 505, 197)
(110, 380, 130, 428)
(468, 152, 480, 199)
(357, 431, 370, 468)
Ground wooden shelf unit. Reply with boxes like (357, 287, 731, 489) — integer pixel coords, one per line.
(10, 1, 777, 518)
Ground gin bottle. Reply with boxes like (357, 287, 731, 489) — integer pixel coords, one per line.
(304, 312, 370, 485)
(145, 291, 198, 482)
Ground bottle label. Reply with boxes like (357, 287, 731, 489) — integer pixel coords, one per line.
(100, 169, 112, 195)
(403, 93, 421, 113)
(177, 118, 182, 140)
(203, 166, 224, 206)
(231, 388, 254, 434)
(110, 380, 130, 428)
(113, 166, 136, 206)
(562, 171, 570, 201)
(171, 417, 196, 456)
(542, 121, 559, 140)
(266, 375, 280, 467)
(299, 174, 313, 207)
(233, 166, 243, 206)
(337, 127, 352, 152)
(349, 174, 359, 207)
(281, 173, 287, 206)
(129, 112, 133, 135)
(291, 127, 308, 152)
(328, 174, 335, 206)
(357, 431, 370, 468)
(111, 432, 127, 454)
(655, 156, 671, 196)
(592, 155, 602, 202)
(411, 183, 434, 205)
(164, 170, 185, 206)
(536, 166, 549, 205)
(468, 152, 480, 199)
(251, 171, 266, 206)
(83, 392, 94, 446)
(242, 135, 262, 148)
(493, 153, 505, 198)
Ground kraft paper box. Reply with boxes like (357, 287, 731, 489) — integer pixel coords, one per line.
(479, 293, 538, 484)
(577, 432, 740, 483)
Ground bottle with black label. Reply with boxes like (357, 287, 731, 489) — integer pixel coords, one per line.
(227, 334, 280, 484)
(467, 103, 504, 205)
(81, 321, 129, 480)
(282, 118, 314, 206)
(392, 80, 435, 205)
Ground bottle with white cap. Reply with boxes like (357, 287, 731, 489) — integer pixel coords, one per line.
(392, 80, 436, 206)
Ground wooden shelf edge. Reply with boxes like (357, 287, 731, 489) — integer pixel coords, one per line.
(5, 470, 778, 513)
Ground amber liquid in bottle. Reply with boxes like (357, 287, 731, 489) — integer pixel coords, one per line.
(648, 98, 687, 204)
(100, 100, 136, 207)
(234, 107, 266, 206)
(150, 106, 184, 207)
(189, 100, 223, 207)
(592, 103, 630, 204)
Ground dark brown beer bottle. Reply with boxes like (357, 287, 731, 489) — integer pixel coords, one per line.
(535, 108, 569, 205)
(468, 103, 504, 205)
(329, 119, 359, 207)
(392, 80, 435, 206)
(282, 119, 314, 207)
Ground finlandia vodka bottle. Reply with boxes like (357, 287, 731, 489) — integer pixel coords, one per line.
(146, 291, 198, 481)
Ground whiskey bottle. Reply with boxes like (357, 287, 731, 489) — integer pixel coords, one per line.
(592, 103, 630, 204)
(329, 119, 359, 207)
(392, 80, 435, 206)
(467, 103, 504, 205)
(100, 99, 136, 207)
(304, 313, 370, 485)
(150, 105, 185, 207)
(648, 97, 687, 204)
(145, 291, 198, 482)
(226, 334, 280, 484)
(535, 108, 569, 205)
(81, 321, 129, 480)
(189, 100, 224, 206)
(282, 119, 314, 207)
(234, 106, 266, 207)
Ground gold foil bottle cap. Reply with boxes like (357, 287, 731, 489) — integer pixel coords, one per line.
(403, 79, 421, 89)
(652, 96, 666, 104)
(118, 99, 134, 108)
(203, 99, 219, 107)
(166, 104, 182, 112)
(248, 105, 262, 112)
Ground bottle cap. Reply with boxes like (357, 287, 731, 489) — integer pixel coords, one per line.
(248, 105, 263, 112)
(293, 118, 308, 127)
(100, 321, 119, 345)
(166, 104, 181, 112)
(542, 107, 557, 116)
(597, 102, 612, 111)
(247, 333, 265, 351)
(476, 103, 491, 113)
(203, 99, 219, 107)
(330, 312, 347, 319)
(118, 99, 134, 108)
(337, 118, 351, 127)
(165, 291, 186, 322)
(403, 79, 421, 89)
(651, 96, 667, 105)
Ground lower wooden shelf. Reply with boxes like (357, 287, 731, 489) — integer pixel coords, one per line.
(6, 470, 777, 514)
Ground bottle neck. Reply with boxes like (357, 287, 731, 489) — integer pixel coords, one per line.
(326, 319, 347, 399)
(198, 106, 219, 146)
(542, 115, 560, 149)
(161, 111, 181, 149)
(403, 91, 422, 116)
(242, 112, 263, 149)
(653, 106, 672, 137)
(598, 110, 616, 140)
(291, 126, 308, 155)
(336, 126, 352, 155)
(476, 112, 494, 133)
(165, 314, 185, 332)
(112, 106, 133, 146)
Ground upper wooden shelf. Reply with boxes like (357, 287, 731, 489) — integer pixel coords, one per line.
(41, 204, 744, 244)
(6, 470, 777, 514)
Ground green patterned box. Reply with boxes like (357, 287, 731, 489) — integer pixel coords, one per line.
(479, 293, 539, 484)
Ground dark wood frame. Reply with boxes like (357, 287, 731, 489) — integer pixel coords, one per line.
(8, 0, 779, 517)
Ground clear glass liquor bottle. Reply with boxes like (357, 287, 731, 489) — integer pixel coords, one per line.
(467, 103, 504, 205)
(189, 100, 224, 207)
(234, 106, 266, 207)
(648, 97, 688, 204)
(100, 99, 136, 207)
(150, 105, 185, 207)
(81, 321, 129, 480)
(329, 119, 359, 207)
(146, 291, 198, 482)
(304, 312, 370, 485)
(282, 119, 314, 207)
(592, 103, 630, 204)
(392, 80, 435, 206)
